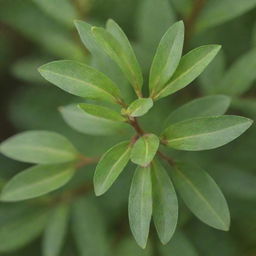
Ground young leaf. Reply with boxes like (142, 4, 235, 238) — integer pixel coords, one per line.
(42, 204, 69, 256)
(94, 141, 131, 196)
(131, 134, 159, 166)
(152, 45, 221, 100)
(164, 95, 230, 126)
(92, 24, 143, 96)
(78, 103, 126, 122)
(170, 162, 230, 231)
(126, 98, 153, 117)
(218, 49, 256, 96)
(60, 104, 130, 136)
(38, 60, 122, 104)
(72, 198, 109, 256)
(151, 161, 178, 244)
(162, 115, 253, 151)
(128, 166, 152, 249)
(149, 21, 184, 94)
(1, 163, 75, 201)
(0, 131, 78, 164)
(0, 206, 49, 252)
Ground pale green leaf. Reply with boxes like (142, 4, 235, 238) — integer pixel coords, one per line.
(72, 197, 109, 256)
(126, 98, 153, 117)
(38, 60, 122, 104)
(151, 161, 178, 244)
(170, 162, 230, 231)
(42, 204, 69, 256)
(152, 45, 221, 100)
(164, 95, 230, 126)
(162, 115, 252, 151)
(131, 134, 159, 166)
(0, 131, 78, 164)
(1, 163, 75, 201)
(149, 21, 184, 94)
(92, 25, 143, 96)
(79, 103, 126, 122)
(128, 166, 152, 249)
(94, 141, 131, 196)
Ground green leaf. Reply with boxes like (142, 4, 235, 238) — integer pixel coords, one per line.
(131, 134, 159, 166)
(1, 163, 75, 201)
(0, 131, 78, 164)
(94, 141, 131, 196)
(170, 162, 230, 231)
(38, 60, 122, 104)
(79, 103, 126, 122)
(162, 115, 253, 151)
(196, 0, 256, 32)
(0, 205, 49, 252)
(218, 49, 256, 96)
(165, 95, 231, 126)
(151, 161, 178, 244)
(92, 24, 143, 96)
(60, 104, 130, 136)
(72, 197, 109, 256)
(42, 204, 69, 256)
(128, 166, 152, 249)
(149, 21, 184, 94)
(126, 98, 153, 117)
(152, 45, 221, 100)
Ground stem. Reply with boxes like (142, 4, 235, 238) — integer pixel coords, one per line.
(128, 117, 145, 136)
(157, 151, 175, 166)
(76, 155, 99, 169)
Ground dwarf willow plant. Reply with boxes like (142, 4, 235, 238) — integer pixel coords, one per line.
(0, 20, 253, 249)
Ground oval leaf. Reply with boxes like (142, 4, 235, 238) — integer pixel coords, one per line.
(94, 141, 131, 196)
(1, 163, 75, 201)
(149, 21, 184, 94)
(128, 166, 152, 249)
(162, 115, 253, 151)
(165, 95, 231, 126)
(60, 104, 130, 136)
(92, 23, 143, 96)
(0, 131, 78, 164)
(151, 161, 178, 244)
(170, 162, 230, 231)
(131, 134, 159, 166)
(152, 45, 221, 100)
(42, 204, 69, 256)
(38, 60, 122, 104)
(126, 98, 153, 117)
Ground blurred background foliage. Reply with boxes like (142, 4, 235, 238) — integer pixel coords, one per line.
(0, 0, 255, 255)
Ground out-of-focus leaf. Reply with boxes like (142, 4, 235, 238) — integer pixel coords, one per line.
(149, 21, 184, 94)
(131, 134, 159, 166)
(160, 231, 198, 256)
(79, 103, 125, 122)
(217, 49, 256, 96)
(72, 197, 109, 256)
(126, 98, 153, 117)
(231, 98, 256, 118)
(60, 104, 130, 136)
(162, 116, 252, 151)
(1, 163, 75, 201)
(170, 0, 193, 16)
(0, 0, 84, 60)
(164, 95, 230, 126)
(42, 204, 70, 256)
(39, 60, 122, 104)
(129, 166, 152, 249)
(0, 131, 78, 164)
(94, 141, 131, 196)
(196, 0, 256, 32)
(33, 0, 78, 28)
(0, 205, 49, 252)
(151, 161, 178, 244)
(199, 51, 226, 95)
(152, 45, 221, 100)
(171, 162, 230, 231)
